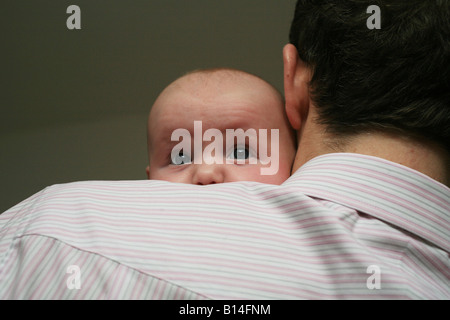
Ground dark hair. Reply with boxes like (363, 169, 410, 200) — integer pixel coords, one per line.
(289, 0, 450, 150)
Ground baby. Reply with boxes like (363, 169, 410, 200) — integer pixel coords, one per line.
(146, 68, 296, 185)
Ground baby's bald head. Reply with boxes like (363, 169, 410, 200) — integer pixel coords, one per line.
(148, 68, 286, 150)
(152, 68, 284, 114)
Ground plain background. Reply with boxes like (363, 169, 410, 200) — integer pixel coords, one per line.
(1, 0, 298, 213)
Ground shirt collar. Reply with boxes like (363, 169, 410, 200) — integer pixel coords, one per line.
(284, 153, 450, 252)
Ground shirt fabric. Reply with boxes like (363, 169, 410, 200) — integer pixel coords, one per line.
(0, 153, 449, 299)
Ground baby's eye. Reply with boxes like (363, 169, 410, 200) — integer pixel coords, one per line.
(171, 150, 192, 165)
(227, 146, 252, 160)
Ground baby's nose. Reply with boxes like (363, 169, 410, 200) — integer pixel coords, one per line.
(192, 164, 225, 185)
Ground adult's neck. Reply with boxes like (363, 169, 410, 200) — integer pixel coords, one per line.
(292, 127, 449, 186)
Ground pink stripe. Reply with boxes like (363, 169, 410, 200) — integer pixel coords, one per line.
(41, 186, 274, 205)
(1, 240, 23, 297)
(401, 243, 450, 283)
(166, 271, 414, 300)
(25, 206, 345, 234)
(32, 239, 73, 299)
(297, 180, 446, 245)
(22, 237, 54, 298)
(152, 278, 163, 299)
(74, 249, 108, 299)
(51, 242, 84, 299)
(27, 207, 296, 227)
(310, 162, 448, 211)
(109, 265, 127, 299)
(22, 224, 368, 256)
(57, 247, 373, 281)
(130, 271, 145, 299)
(19, 229, 389, 265)
(35, 194, 302, 217)
(304, 174, 439, 221)
(13, 236, 45, 297)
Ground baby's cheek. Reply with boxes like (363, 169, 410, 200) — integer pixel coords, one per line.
(227, 164, 289, 185)
(149, 166, 193, 184)
(272, 161, 293, 183)
(258, 166, 291, 185)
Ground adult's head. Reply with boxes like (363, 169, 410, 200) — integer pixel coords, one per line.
(284, 0, 450, 183)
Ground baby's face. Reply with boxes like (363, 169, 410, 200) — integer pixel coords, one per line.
(147, 73, 296, 185)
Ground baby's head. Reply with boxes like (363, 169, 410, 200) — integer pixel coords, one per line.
(146, 68, 296, 185)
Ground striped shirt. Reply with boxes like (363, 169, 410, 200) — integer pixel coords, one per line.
(0, 153, 449, 299)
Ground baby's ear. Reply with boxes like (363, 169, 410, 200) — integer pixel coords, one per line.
(146, 165, 150, 179)
(283, 44, 311, 131)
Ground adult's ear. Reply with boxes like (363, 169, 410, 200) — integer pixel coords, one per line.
(283, 44, 311, 131)
(146, 165, 150, 179)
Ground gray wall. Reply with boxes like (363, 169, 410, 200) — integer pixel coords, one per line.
(1, 0, 297, 212)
